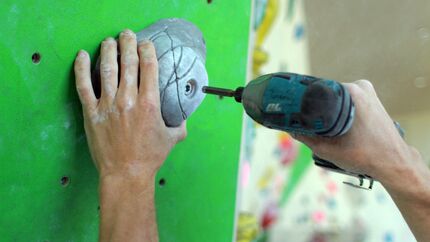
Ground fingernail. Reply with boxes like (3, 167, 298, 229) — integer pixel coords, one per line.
(140, 40, 153, 51)
(121, 29, 134, 36)
(105, 37, 115, 42)
(140, 39, 151, 45)
(77, 50, 87, 58)
(139, 40, 154, 59)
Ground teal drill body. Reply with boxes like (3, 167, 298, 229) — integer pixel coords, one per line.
(240, 73, 354, 137)
(202, 72, 365, 184)
(203, 72, 404, 189)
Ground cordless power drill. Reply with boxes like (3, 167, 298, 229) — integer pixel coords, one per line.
(203, 72, 403, 189)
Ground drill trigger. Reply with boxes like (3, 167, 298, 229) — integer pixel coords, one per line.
(343, 176, 374, 190)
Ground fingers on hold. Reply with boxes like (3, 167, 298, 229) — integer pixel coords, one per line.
(116, 30, 139, 107)
(138, 41, 158, 81)
(119, 29, 139, 75)
(120, 29, 136, 42)
(74, 50, 90, 79)
(138, 41, 159, 98)
(100, 38, 118, 80)
(100, 61, 116, 82)
(100, 38, 119, 99)
(74, 50, 97, 110)
(138, 41, 157, 63)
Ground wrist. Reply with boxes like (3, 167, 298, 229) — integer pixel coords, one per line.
(99, 164, 157, 200)
(100, 171, 155, 192)
(98, 172, 156, 214)
(98, 159, 160, 182)
(378, 146, 430, 201)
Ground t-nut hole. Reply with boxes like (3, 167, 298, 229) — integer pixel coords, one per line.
(159, 178, 166, 187)
(32, 52, 41, 64)
(60, 176, 70, 187)
(185, 79, 196, 97)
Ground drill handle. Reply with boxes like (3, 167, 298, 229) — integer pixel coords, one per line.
(312, 121, 405, 190)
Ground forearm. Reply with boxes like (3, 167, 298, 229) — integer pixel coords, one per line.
(99, 173, 159, 242)
(378, 148, 430, 242)
(294, 81, 430, 241)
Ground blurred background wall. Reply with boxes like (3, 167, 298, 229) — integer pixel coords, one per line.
(237, 1, 429, 242)
(304, 0, 430, 164)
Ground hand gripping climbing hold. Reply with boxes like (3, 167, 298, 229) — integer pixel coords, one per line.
(94, 18, 208, 127)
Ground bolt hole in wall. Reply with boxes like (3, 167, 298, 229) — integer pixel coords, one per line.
(207, 0, 212, 4)
(185, 79, 196, 96)
(185, 83, 192, 93)
(159, 178, 166, 187)
(60, 176, 70, 187)
(32, 52, 41, 64)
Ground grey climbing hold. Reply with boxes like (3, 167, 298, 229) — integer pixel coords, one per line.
(137, 18, 208, 127)
(94, 18, 208, 127)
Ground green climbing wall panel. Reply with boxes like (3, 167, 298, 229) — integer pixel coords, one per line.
(0, 1, 251, 241)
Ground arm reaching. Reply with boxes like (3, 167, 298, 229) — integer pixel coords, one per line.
(295, 80, 430, 242)
(74, 29, 187, 242)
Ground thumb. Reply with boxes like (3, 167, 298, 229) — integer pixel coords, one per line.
(169, 121, 188, 143)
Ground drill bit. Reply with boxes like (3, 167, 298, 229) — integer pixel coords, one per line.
(202, 86, 244, 102)
(202, 86, 236, 97)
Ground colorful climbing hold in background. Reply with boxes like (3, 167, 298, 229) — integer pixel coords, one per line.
(261, 203, 279, 230)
